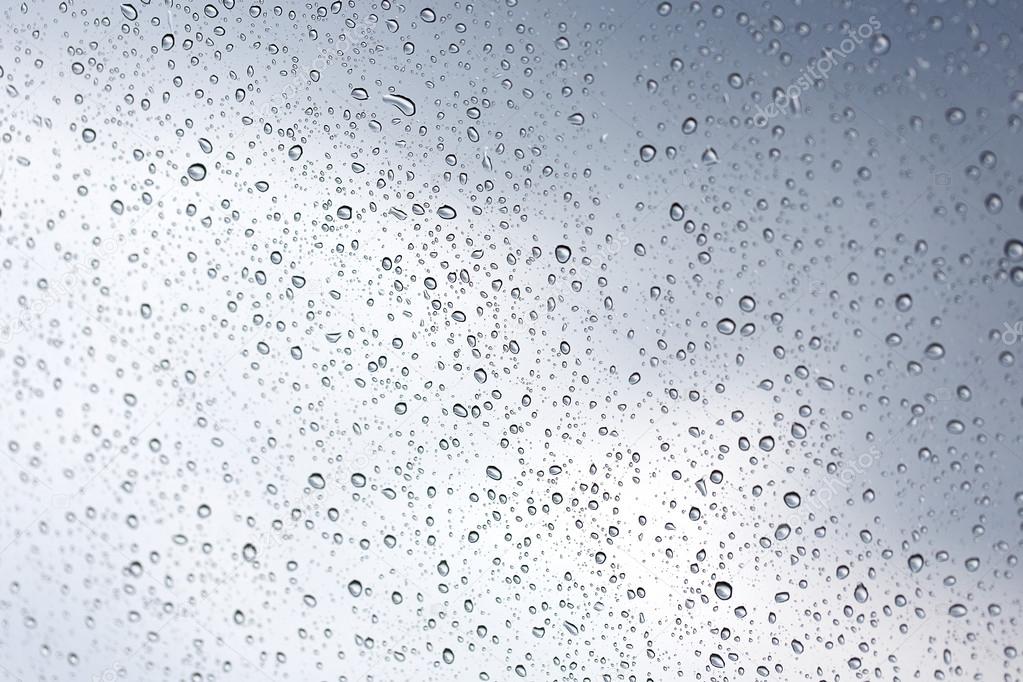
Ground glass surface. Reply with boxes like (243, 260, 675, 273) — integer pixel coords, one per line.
(1, 1, 1021, 680)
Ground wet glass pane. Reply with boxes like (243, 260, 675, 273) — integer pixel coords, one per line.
(1, 1, 1021, 680)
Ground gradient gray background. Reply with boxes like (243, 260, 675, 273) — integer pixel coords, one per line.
(0, 0, 1021, 680)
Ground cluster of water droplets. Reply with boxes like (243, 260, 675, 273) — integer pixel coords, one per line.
(0, 1, 1020, 681)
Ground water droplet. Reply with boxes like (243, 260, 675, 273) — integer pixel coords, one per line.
(870, 33, 891, 55)
(383, 93, 416, 116)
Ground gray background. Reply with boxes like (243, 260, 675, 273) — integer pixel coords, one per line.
(0, 0, 1021, 680)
